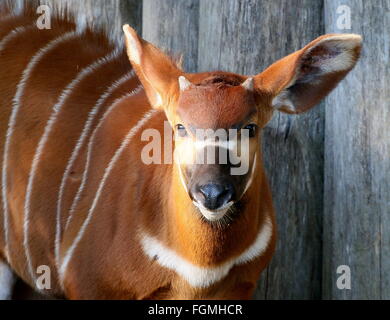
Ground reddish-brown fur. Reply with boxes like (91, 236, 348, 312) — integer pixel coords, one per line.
(0, 6, 361, 299)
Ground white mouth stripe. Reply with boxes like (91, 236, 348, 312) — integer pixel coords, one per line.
(1, 31, 77, 279)
(140, 215, 272, 288)
(64, 85, 141, 233)
(55, 70, 134, 274)
(0, 24, 35, 263)
(21, 48, 121, 278)
(59, 107, 158, 283)
(21, 31, 80, 284)
(192, 200, 234, 222)
(194, 140, 237, 151)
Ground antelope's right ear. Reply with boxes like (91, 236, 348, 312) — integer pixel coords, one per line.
(254, 34, 362, 114)
(123, 24, 183, 109)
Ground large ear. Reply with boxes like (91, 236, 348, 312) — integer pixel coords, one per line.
(123, 24, 183, 109)
(255, 34, 362, 114)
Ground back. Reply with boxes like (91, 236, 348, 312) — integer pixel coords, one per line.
(0, 8, 142, 295)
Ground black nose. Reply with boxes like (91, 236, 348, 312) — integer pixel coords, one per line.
(198, 183, 234, 210)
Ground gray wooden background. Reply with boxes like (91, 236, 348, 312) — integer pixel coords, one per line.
(15, 0, 389, 299)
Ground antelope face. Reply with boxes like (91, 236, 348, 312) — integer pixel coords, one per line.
(171, 75, 260, 221)
(124, 25, 362, 222)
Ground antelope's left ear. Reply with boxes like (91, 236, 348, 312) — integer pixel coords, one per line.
(254, 34, 362, 114)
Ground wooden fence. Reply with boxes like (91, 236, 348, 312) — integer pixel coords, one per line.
(16, 0, 389, 299)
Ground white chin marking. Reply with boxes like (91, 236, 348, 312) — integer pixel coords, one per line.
(193, 201, 233, 221)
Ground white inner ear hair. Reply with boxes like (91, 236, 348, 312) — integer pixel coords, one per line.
(272, 34, 361, 112)
(305, 34, 362, 74)
(271, 90, 296, 112)
(123, 25, 140, 65)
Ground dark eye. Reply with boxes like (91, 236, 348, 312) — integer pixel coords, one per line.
(176, 124, 187, 137)
(243, 123, 257, 138)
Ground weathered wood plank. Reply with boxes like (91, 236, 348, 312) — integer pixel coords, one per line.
(198, 0, 325, 299)
(142, 0, 199, 72)
(11, 0, 142, 40)
(50, 0, 142, 34)
(323, 0, 390, 299)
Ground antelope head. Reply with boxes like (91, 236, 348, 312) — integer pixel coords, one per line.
(123, 25, 361, 222)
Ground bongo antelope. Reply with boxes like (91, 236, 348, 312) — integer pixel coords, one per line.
(0, 6, 361, 299)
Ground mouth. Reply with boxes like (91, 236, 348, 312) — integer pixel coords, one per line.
(192, 200, 234, 221)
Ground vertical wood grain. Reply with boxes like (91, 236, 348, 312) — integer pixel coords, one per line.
(16, 0, 142, 40)
(52, 0, 142, 34)
(198, 0, 325, 299)
(142, 0, 199, 72)
(323, 0, 390, 299)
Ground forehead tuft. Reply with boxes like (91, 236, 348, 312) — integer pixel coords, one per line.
(194, 73, 244, 87)
(177, 76, 256, 130)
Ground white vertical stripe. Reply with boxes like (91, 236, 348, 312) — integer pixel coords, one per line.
(59, 108, 158, 283)
(52, 50, 124, 270)
(56, 72, 134, 264)
(0, 25, 34, 263)
(20, 47, 120, 280)
(0, 25, 32, 51)
(2, 31, 78, 283)
(64, 85, 141, 231)
(0, 24, 49, 263)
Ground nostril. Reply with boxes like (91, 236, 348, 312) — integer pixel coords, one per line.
(198, 183, 234, 210)
(199, 184, 223, 199)
(221, 185, 234, 201)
